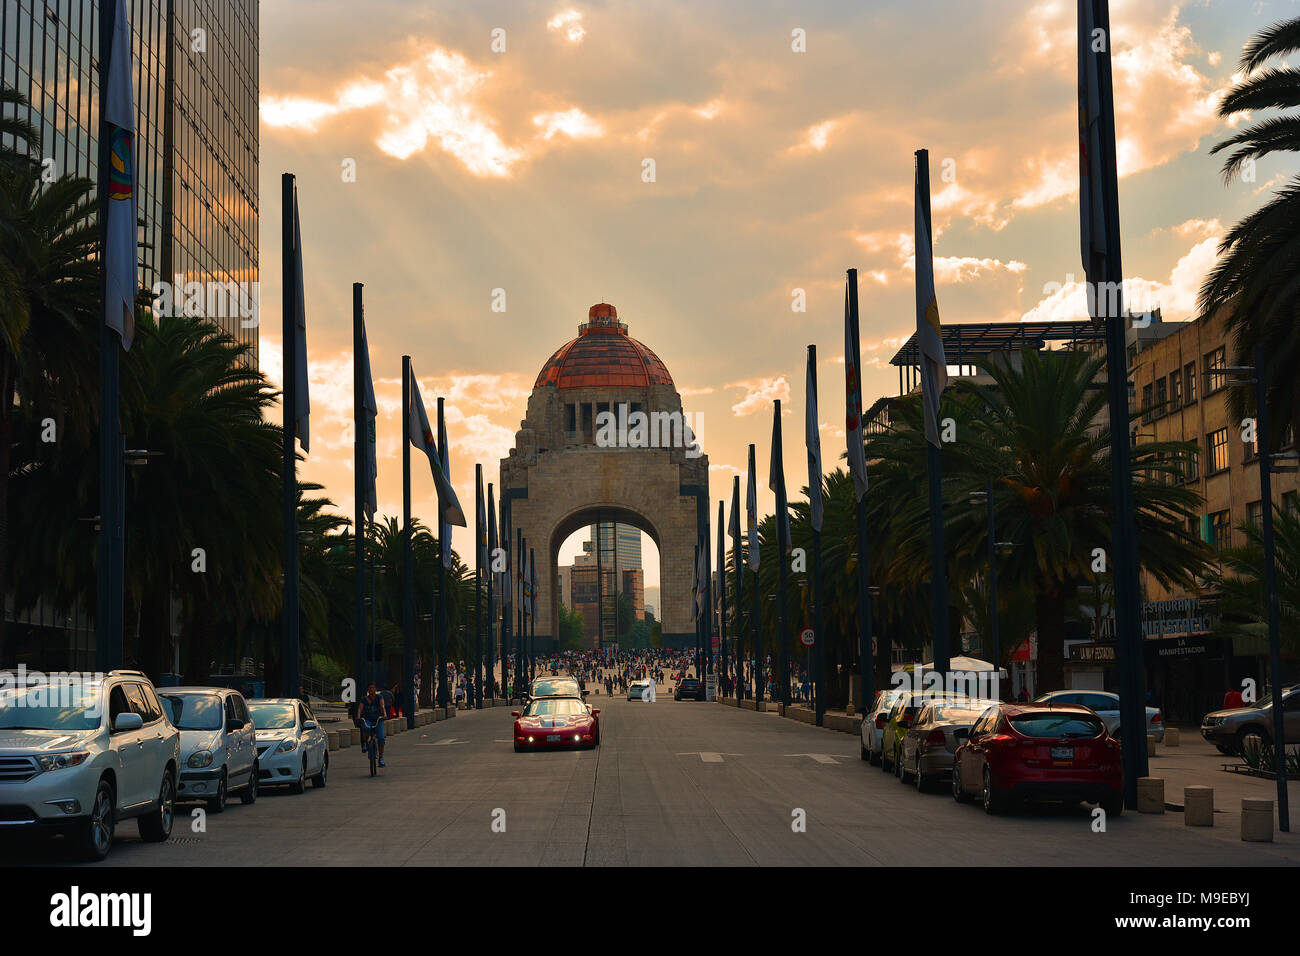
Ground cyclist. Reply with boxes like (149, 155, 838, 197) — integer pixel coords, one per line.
(358, 682, 387, 768)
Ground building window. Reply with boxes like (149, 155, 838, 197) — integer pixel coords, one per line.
(1141, 383, 1153, 423)
(1169, 369, 1182, 409)
(1154, 376, 1168, 418)
(1209, 509, 1232, 551)
(1284, 491, 1299, 518)
(1206, 428, 1230, 474)
(1184, 360, 1197, 404)
(1246, 500, 1263, 528)
(1183, 445, 1199, 483)
(1203, 347, 1226, 395)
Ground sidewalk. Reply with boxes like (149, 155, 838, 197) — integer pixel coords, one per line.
(1149, 727, 1297, 826)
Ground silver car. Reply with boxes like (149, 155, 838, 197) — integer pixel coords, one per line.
(1034, 690, 1164, 743)
(159, 687, 258, 812)
(247, 699, 329, 793)
(859, 688, 908, 765)
(898, 699, 997, 791)
(1201, 686, 1299, 754)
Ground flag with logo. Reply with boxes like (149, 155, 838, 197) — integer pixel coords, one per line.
(844, 281, 868, 501)
(745, 444, 761, 572)
(358, 318, 378, 521)
(915, 159, 948, 448)
(769, 402, 791, 550)
(805, 346, 823, 533)
(406, 369, 466, 526)
(103, 0, 137, 349)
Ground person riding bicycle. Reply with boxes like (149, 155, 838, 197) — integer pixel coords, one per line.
(358, 682, 387, 767)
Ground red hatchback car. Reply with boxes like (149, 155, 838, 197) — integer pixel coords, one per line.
(513, 696, 600, 752)
(951, 702, 1123, 816)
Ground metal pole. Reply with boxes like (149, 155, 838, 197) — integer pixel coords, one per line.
(436, 398, 449, 711)
(353, 284, 366, 705)
(733, 476, 745, 701)
(986, 478, 1001, 685)
(718, 500, 727, 696)
(751, 566, 762, 703)
(849, 269, 874, 713)
(281, 172, 300, 698)
(475, 463, 484, 709)
(95, 0, 123, 673)
(1253, 344, 1289, 831)
(402, 356, 414, 723)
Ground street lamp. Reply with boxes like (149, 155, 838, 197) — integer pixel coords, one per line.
(1225, 353, 1294, 832)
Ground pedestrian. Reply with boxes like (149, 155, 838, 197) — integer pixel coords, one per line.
(1223, 686, 1244, 709)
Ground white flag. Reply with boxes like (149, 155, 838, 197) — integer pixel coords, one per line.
(407, 369, 466, 526)
(915, 157, 948, 448)
(768, 401, 791, 550)
(806, 346, 823, 533)
(844, 280, 868, 501)
(745, 444, 761, 572)
(103, 0, 136, 350)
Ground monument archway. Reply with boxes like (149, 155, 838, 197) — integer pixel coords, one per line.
(500, 303, 709, 653)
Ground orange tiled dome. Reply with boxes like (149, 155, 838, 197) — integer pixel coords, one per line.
(534, 303, 674, 390)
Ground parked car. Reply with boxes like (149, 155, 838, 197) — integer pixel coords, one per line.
(0, 669, 180, 861)
(512, 697, 600, 751)
(1033, 689, 1163, 742)
(859, 688, 909, 765)
(881, 690, 970, 773)
(898, 699, 997, 791)
(952, 702, 1122, 816)
(158, 687, 258, 812)
(1201, 686, 1299, 754)
(628, 679, 653, 701)
(528, 676, 587, 701)
(247, 699, 328, 793)
(674, 678, 705, 701)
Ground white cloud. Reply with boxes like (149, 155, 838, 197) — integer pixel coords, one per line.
(533, 108, 603, 141)
(547, 9, 586, 44)
(727, 377, 790, 416)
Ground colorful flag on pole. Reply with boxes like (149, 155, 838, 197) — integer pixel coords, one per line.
(805, 346, 823, 533)
(914, 158, 948, 448)
(103, 0, 137, 350)
(746, 444, 761, 572)
(844, 279, 868, 501)
(769, 401, 791, 550)
(1078, 0, 1108, 298)
(406, 368, 466, 526)
(358, 318, 378, 521)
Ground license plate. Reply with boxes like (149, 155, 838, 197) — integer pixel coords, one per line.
(546, 734, 561, 742)
(1050, 746, 1073, 760)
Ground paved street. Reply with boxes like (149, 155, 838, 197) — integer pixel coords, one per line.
(6, 691, 1298, 867)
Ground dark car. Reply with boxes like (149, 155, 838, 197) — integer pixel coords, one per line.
(674, 678, 705, 701)
(952, 702, 1122, 816)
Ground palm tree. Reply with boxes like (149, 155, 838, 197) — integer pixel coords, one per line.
(0, 85, 40, 174)
(1201, 16, 1300, 443)
(1210, 505, 1300, 654)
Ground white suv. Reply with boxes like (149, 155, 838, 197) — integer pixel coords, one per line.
(0, 669, 181, 861)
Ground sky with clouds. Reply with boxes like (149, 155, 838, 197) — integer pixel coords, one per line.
(256, 0, 1300, 588)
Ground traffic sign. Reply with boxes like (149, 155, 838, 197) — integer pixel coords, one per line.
(799, 628, 814, 647)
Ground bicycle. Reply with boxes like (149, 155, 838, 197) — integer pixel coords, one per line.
(360, 718, 380, 776)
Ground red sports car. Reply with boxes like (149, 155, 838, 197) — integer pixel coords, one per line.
(951, 702, 1123, 815)
(513, 696, 600, 751)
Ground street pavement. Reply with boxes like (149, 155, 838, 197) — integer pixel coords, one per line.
(6, 687, 1298, 866)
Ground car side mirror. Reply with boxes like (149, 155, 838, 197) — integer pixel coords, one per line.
(511, 711, 521, 717)
(113, 712, 143, 733)
(302, 720, 318, 731)
(226, 718, 242, 732)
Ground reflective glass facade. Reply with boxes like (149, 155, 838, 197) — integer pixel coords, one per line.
(1, 0, 258, 363)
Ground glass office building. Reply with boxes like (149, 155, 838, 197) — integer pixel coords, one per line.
(1, 0, 259, 362)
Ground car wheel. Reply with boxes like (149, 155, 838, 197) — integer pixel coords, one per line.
(77, 780, 116, 862)
(1214, 744, 1232, 756)
(899, 751, 912, 783)
(1237, 726, 1270, 753)
(869, 746, 881, 767)
(240, 765, 259, 805)
(952, 763, 969, 803)
(914, 757, 927, 793)
(207, 769, 228, 813)
(289, 757, 306, 794)
(312, 754, 328, 788)
(860, 742, 870, 761)
(982, 766, 1006, 815)
(138, 771, 175, 842)
(881, 744, 892, 773)
(1101, 793, 1124, 818)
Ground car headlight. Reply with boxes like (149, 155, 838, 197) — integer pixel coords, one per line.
(37, 752, 90, 772)
(276, 737, 299, 754)
(187, 750, 214, 768)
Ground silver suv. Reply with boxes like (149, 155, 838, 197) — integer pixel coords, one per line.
(0, 669, 181, 860)
(1201, 686, 1299, 754)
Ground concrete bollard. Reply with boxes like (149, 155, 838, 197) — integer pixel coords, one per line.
(327, 730, 340, 751)
(336, 728, 349, 749)
(1136, 777, 1165, 813)
(1183, 786, 1213, 826)
(1146, 735, 1156, 757)
(1165, 727, 1180, 746)
(845, 704, 856, 717)
(1241, 799, 1274, 842)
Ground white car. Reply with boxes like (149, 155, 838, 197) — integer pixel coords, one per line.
(248, 699, 328, 792)
(0, 669, 180, 861)
(1034, 690, 1164, 743)
(159, 687, 258, 812)
(627, 679, 654, 701)
(859, 688, 909, 764)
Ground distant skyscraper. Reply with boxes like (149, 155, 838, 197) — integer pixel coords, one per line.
(589, 522, 642, 570)
(1, 0, 260, 362)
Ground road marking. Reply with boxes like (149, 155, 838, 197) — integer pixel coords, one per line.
(677, 752, 743, 763)
(785, 753, 844, 764)
(417, 738, 469, 746)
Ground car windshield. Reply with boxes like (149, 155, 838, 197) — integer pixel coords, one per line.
(525, 699, 586, 716)
(1011, 712, 1104, 738)
(248, 702, 297, 730)
(0, 683, 102, 731)
(159, 693, 223, 731)
(531, 679, 579, 696)
(932, 705, 988, 723)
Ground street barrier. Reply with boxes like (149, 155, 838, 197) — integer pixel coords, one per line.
(1183, 785, 1213, 826)
(1241, 798, 1274, 842)
(1137, 777, 1164, 813)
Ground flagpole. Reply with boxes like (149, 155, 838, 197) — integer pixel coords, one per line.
(353, 283, 366, 703)
(475, 464, 484, 709)
(808, 345, 826, 727)
(402, 356, 415, 722)
(1086, 0, 1147, 804)
(500, 499, 510, 700)
(280, 172, 301, 698)
(848, 269, 875, 714)
(436, 397, 449, 710)
(94, 0, 124, 673)
(916, 149, 951, 680)
(529, 546, 536, 681)
(747, 443, 763, 704)
(732, 476, 744, 702)
(487, 483, 497, 700)
(517, 528, 524, 695)
(717, 500, 726, 696)
(773, 400, 791, 706)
